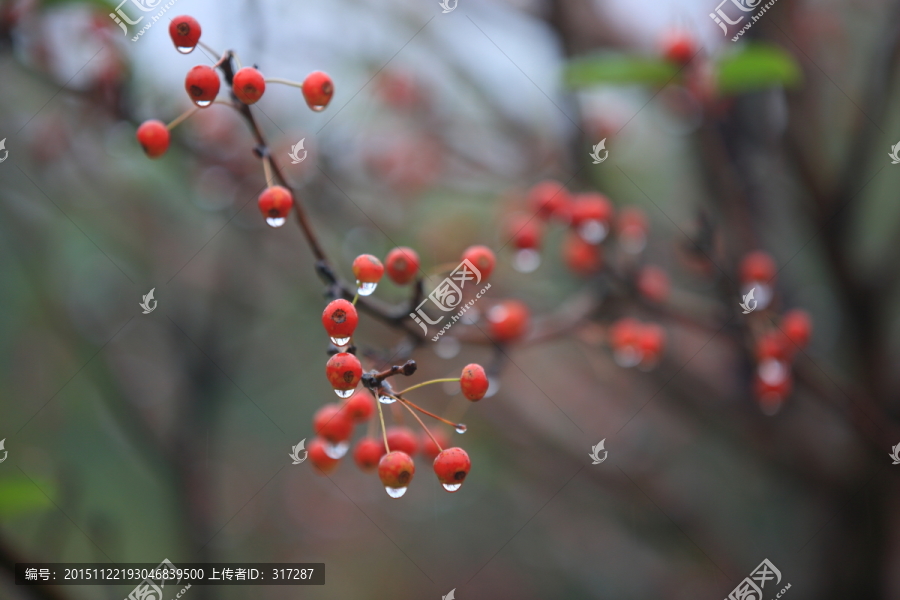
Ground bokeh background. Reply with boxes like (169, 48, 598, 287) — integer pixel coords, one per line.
(2, 0, 900, 599)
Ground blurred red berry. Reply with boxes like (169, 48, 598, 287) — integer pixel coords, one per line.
(233, 67, 266, 105)
(609, 318, 641, 351)
(313, 403, 353, 443)
(662, 31, 697, 65)
(309, 438, 339, 474)
(740, 251, 777, 283)
(755, 373, 793, 410)
(343, 389, 375, 423)
(353, 437, 385, 471)
(136, 120, 170, 158)
(386, 426, 419, 456)
(756, 330, 789, 362)
(460, 363, 489, 401)
(322, 298, 358, 341)
(617, 207, 649, 253)
(461, 245, 496, 281)
(508, 215, 543, 250)
(378, 451, 415, 494)
(638, 323, 666, 365)
(352, 254, 384, 284)
(528, 180, 570, 220)
(782, 309, 812, 349)
(563, 233, 603, 275)
(325, 352, 362, 392)
(385, 247, 420, 285)
(302, 71, 334, 111)
(184, 65, 220, 106)
(570, 192, 614, 229)
(169, 15, 201, 52)
(487, 300, 530, 342)
(257, 185, 294, 226)
(637, 266, 670, 303)
(420, 430, 449, 461)
(433, 447, 471, 492)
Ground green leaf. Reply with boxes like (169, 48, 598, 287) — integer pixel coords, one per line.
(0, 477, 55, 517)
(716, 44, 801, 94)
(564, 54, 680, 89)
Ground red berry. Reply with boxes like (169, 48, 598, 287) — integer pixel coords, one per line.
(562, 233, 603, 275)
(570, 192, 614, 228)
(308, 438, 339, 474)
(756, 330, 789, 362)
(662, 31, 697, 65)
(433, 447, 470, 492)
(352, 254, 384, 284)
(313, 403, 353, 443)
(637, 266, 670, 303)
(233, 67, 266, 105)
(136, 120, 170, 159)
(184, 65, 220, 106)
(782, 309, 812, 349)
(609, 317, 641, 351)
(257, 186, 293, 226)
(460, 363, 489, 401)
(322, 298, 358, 341)
(528, 180, 570, 220)
(386, 426, 419, 456)
(617, 207, 648, 253)
(487, 300, 530, 343)
(169, 15, 201, 52)
(461, 245, 496, 281)
(637, 323, 666, 364)
(325, 352, 362, 392)
(385, 247, 420, 285)
(755, 373, 793, 411)
(302, 71, 334, 111)
(740, 251, 776, 283)
(420, 430, 449, 461)
(378, 451, 415, 494)
(507, 215, 543, 250)
(343, 389, 375, 423)
(353, 437, 385, 471)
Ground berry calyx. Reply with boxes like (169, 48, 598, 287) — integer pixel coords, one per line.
(184, 65, 220, 107)
(662, 31, 697, 65)
(313, 403, 354, 443)
(385, 247, 420, 285)
(322, 298, 358, 343)
(386, 426, 419, 456)
(487, 300, 530, 343)
(352, 254, 384, 284)
(528, 180, 570, 220)
(461, 245, 496, 281)
(343, 389, 375, 423)
(420, 430, 449, 461)
(233, 67, 266, 105)
(302, 71, 334, 111)
(782, 309, 812, 349)
(460, 363, 489, 401)
(136, 120, 170, 158)
(308, 438, 339, 474)
(169, 15, 201, 53)
(378, 451, 415, 497)
(508, 215, 543, 250)
(257, 185, 294, 227)
(740, 251, 776, 283)
(353, 437, 385, 471)
(562, 233, 603, 275)
(433, 447, 470, 492)
(325, 352, 362, 395)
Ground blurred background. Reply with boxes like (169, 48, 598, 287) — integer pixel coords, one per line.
(2, 0, 900, 598)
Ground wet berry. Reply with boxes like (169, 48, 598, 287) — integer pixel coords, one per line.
(343, 389, 375, 423)
(302, 71, 334, 111)
(325, 352, 362, 392)
(169, 15, 201, 52)
(487, 300, 530, 342)
(136, 120, 170, 158)
(610, 317, 641, 351)
(433, 447, 470, 492)
(420, 430, 449, 461)
(352, 254, 384, 284)
(637, 265, 670, 303)
(313, 403, 354, 443)
(782, 309, 812, 349)
(385, 247, 420, 285)
(528, 180, 570, 220)
(184, 65, 220, 106)
(570, 192, 614, 242)
(740, 251, 776, 283)
(460, 363, 489, 401)
(322, 298, 358, 341)
(461, 245, 495, 281)
(257, 185, 294, 227)
(308, 438, 339, 474)
(378, 451, 415, 493)
(563, 232, 603, 275)
(386, 426, 419, 456)
(233, 67, 266, 105)
(353, 437, 385, 471)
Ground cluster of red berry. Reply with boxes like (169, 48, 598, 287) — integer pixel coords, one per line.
(134, 15, 334, 228)
(317, 251, 494, 497)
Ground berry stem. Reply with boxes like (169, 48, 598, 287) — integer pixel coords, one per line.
(375, 392, 390, 454)
(166, 106, 199, 131)
(352, 292, 359, 305)
(395, 378, 460, 396)
(264, 77, 304, 89)
(392, 395, 461, 429)
(198, 41, 221, 58)
(262, 157, 274, 188)
(398, 399, 443, 453)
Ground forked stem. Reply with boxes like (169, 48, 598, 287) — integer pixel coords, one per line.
(398, 399, 443, 453)
(166, 106, 199, 130)
(393, 395, 461, 429)
(395, 378, 460, 396)
(265, 77, 304, 89)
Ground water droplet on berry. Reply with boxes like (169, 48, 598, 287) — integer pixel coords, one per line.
(578, 219, 608, 244)
(434, 337, 461, 359)
(330, 336, 351, 347)
(357, 281, 378, 296)
(614, 347, 642, 368)
(442, 483, 462, 492)
(323, 440, 349, 459)
(310, 104, 327, 113)
(334, 388, 354, 399)
(758, 359, 787, 385)
(455, 424, 467, 434)
(176, 46, 195, 54)
(266, 217, 287, 228)
(513, 248, 541, 273)
(384, 486, 407, 498)
(378, 394, 396, 404)
(194, 99, 212, 108)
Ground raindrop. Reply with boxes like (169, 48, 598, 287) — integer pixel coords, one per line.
(357, 281, 378, 296)
(384, 486, 407, 498)
(334, 388, 354, 399)
(266, 217, 286, 228)
(194, 99, 212, 108)
(434, 337, 461, 359)
(330, 336, 351, 347)
(310, 104, 327, 113)
(578, 220, 608, 244)
(323, 441, 349, 459)
(379, 394, 396, 404)
(455, 424, 467, 434)
(513, 248, 541, 273)
(614, 347, 642, 368)
(442, 483, 462, 492)
(758, 359, 787, 385)
(176, 46, 195, 54)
